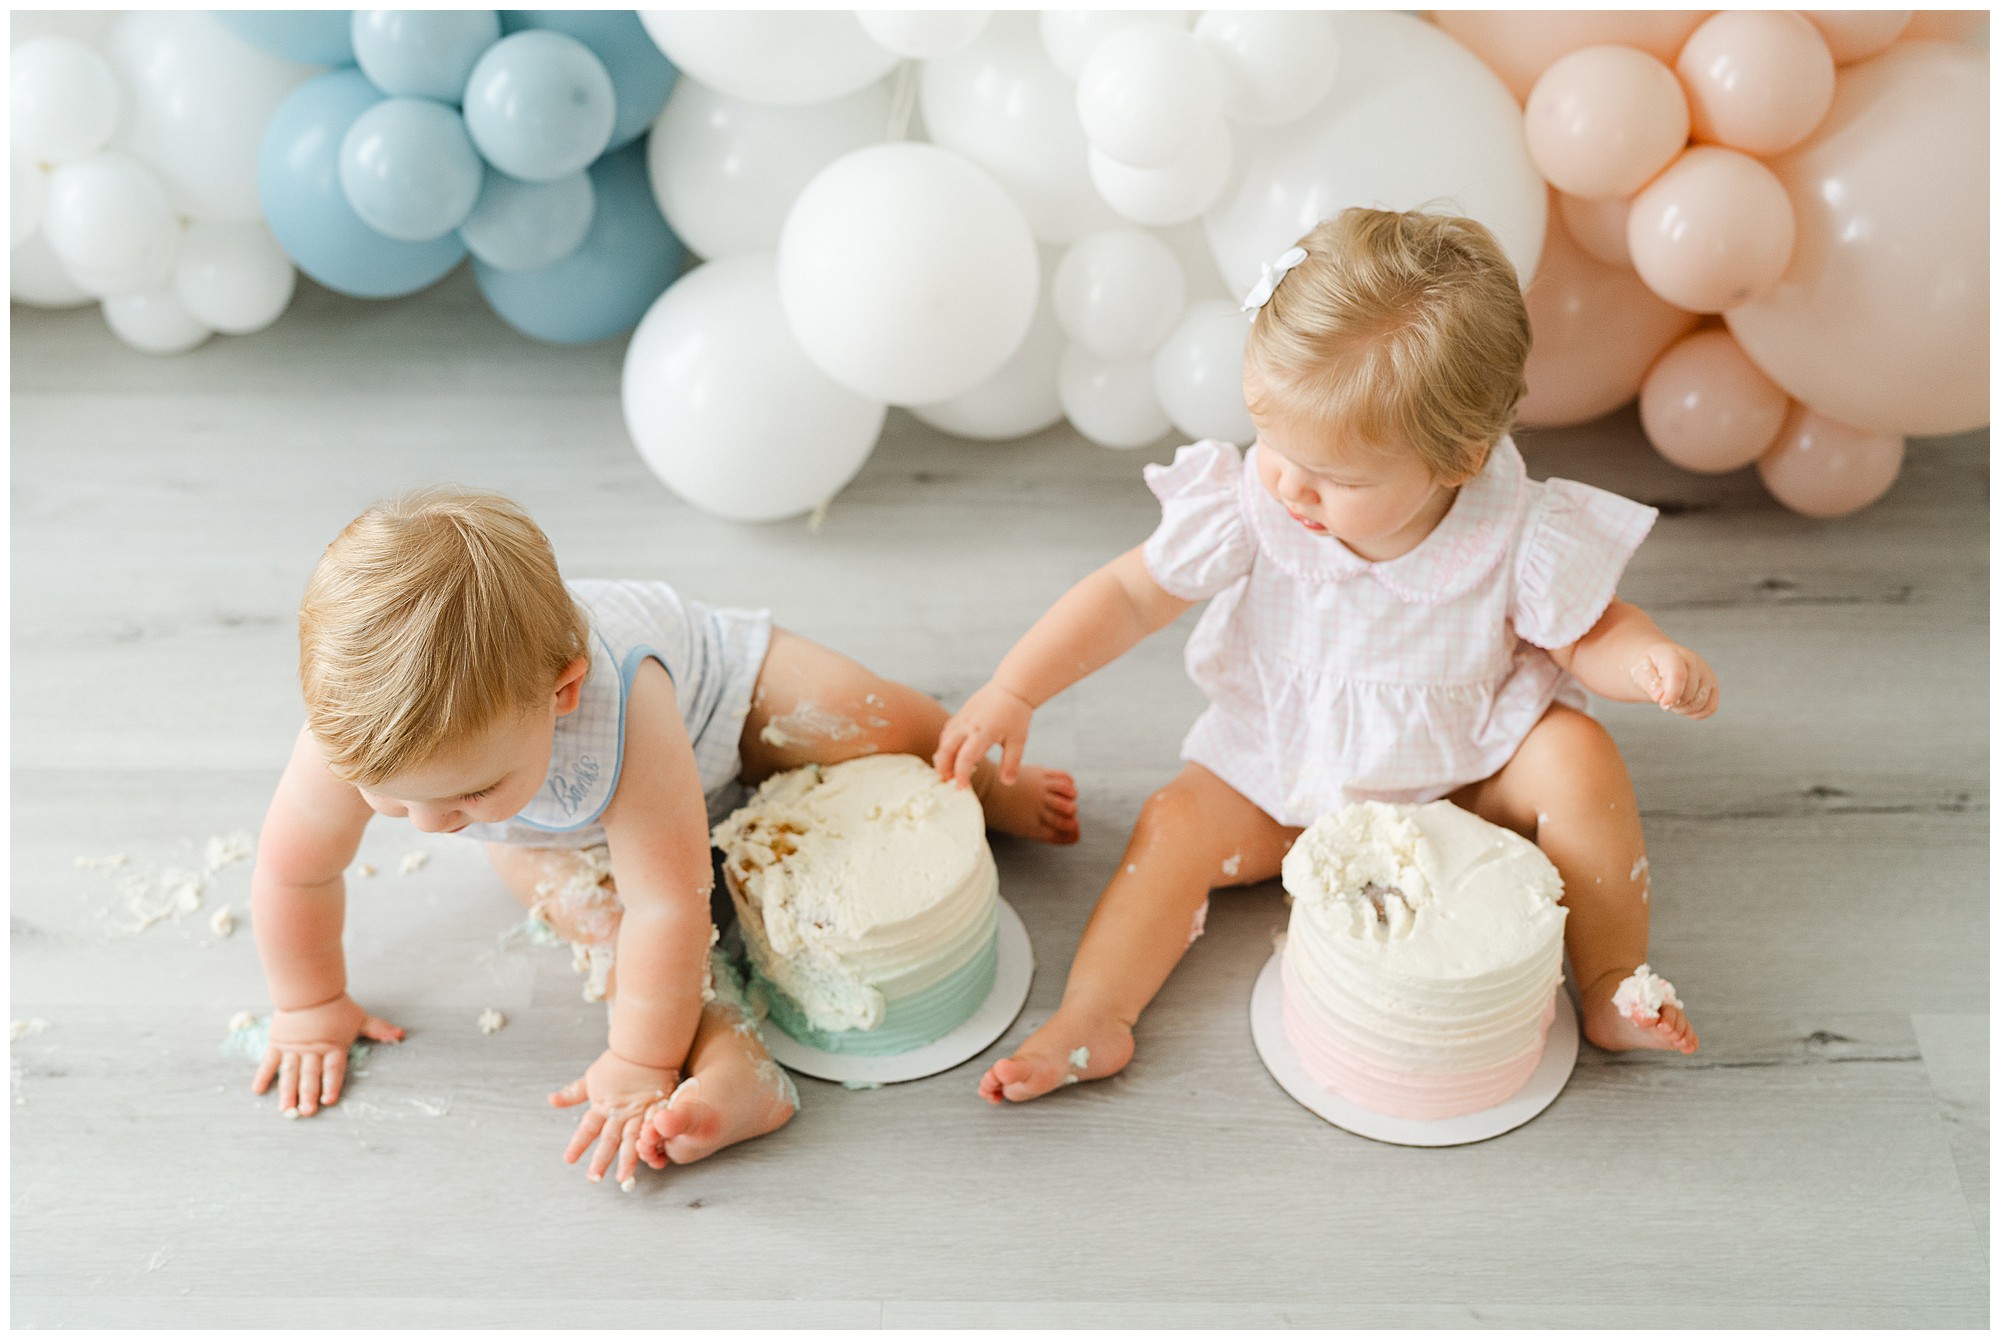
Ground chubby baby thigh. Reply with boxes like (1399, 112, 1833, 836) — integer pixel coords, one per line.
(737, 626, 946, 781)
(1446, 703, 1627, 842)
(1131, 763, 1302, 892)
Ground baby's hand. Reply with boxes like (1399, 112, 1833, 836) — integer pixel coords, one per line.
(935, 680, 1034, 788)
(1630, 642, 1719, 719)
(252, 993, 404, 1118)
(549, 1048, 680, 1188)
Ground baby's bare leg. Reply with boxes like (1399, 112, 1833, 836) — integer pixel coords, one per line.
(1448, 704, 1698, 1055)
(740, 626, 1079, 844)
(485, 845, 798, 1165)
(981, 763, 1300, 1104)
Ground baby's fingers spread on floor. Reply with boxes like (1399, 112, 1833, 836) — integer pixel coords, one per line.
(297, 1052, 322, 1115)
(587, 1118, 621, 1181)
(565, 1109, 606, 1164)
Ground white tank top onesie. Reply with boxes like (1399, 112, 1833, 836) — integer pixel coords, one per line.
(457, 579, 772, 849)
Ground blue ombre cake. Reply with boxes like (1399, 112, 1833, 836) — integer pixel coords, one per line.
(713, 755, 1000, 1056)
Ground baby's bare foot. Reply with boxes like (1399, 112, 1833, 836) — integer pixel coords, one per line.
(642, 1065, 797, 1168)
(1580, 970, 1700, 1054)
(978, 765, 1080, 845)
(979, 1008, 1133, 1103)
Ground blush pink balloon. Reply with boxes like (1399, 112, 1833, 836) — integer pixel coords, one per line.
(1518, 197, 1699, 428)
(1757, 403, 1905, 516)
(1725, 40, 1988, 436)
(1430, 11, 1710, 102)
(1640, 328, 1791, 471)
(1677, 11, 1836, 155)
(1628, 146, 1795, 313)
(1802, 11, 1912, 63)
(1526, 45, 1690, 200)
(1557, 190, 1632, 267)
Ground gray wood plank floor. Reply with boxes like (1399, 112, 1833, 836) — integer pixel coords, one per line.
(10, 270, 1989, 1328)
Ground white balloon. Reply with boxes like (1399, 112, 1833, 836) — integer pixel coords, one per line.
(909, 245, 1067, 441)
(1058, 342, 1172, 449)
(1038, 10, 1189, 78)
(106, 13, 319, 224)
(173, 220, 295, 334)
(11, 12, 117, 47)
(1053, 228, 1186, 360)
(638, 11, 900, 107)
(10, 38, 120, 164)
(779, 141, 1038, 406)
(1203, 13, 1545, 300)
(919, 12, 1121, 246)
(623, 254, 887, 523)
(1193, 11, 1339, 126)
(10, 231, 94, 307)
(1088, 117, 1233, 228)
(41, 153, 181, 298)
(1152, 298, 1255, 445)
(102, 285, 213, 355)
(648, 74, 892, 262)
(1075, 24, 1220, 170)
(13, 151, 47, 246)
(856, 11, 991, 60)
(1153, 219, 1233, 303)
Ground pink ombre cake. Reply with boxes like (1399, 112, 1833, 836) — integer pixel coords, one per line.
(1280, 800, 1569, 1121)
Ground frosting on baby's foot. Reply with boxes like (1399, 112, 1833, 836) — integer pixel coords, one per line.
(1611, 964, 1681, 1023)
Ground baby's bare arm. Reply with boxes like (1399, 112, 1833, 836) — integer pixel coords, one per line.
(248, 727, 402, 1114)
(551, 660, 714, 1185)
(994, 545, 1193, 706)
(939, 547, 1192, 785)
(1550, 599, 1720, 719)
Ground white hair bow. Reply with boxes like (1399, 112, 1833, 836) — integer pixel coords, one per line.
(1241, 246, 1308, 314)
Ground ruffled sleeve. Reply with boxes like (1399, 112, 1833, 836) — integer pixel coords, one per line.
(1141, 440, 1256, 601)
(1512, 479, 1658, 649)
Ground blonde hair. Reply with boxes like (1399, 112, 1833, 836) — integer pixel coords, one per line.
(1243, 207, 1531, 483)
(298, 487, 589, 785)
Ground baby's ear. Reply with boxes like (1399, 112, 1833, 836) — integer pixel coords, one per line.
(552, 655, 590, 714)
(1439, 440, 1493, 487)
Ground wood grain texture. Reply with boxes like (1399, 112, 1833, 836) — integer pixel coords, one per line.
(10, 270, 1988, 1327)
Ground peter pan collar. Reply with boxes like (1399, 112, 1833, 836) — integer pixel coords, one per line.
(1242, 435, 1528, 605)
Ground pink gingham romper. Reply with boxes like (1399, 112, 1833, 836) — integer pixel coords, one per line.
(1141, 435, 1658, 828)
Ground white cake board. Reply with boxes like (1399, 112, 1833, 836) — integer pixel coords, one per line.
(1249, 951, 1578, 1147)
(759, 899, 1034, 1086)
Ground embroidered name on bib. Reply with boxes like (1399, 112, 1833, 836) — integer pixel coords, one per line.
(545, 754, 602, 817)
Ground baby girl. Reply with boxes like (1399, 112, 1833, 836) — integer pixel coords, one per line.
(937, 208, 1711, 1104)
(246, 488, 1077, 1183)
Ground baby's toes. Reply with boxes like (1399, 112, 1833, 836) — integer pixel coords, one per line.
(991, 1054, 1061, 1103)
(1659, 1006, 1699, 1053)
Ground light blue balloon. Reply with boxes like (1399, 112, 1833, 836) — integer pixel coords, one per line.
(500, 11, 678, 151)
(258, 68, 466, 299)
(339, 98, 485, 242)
(214, 11, 355, 65)
(458, 169, 594, 272)
(350, 10, 502, 104)
(462, 30, 614, 184)
(474, 141, 685, 344)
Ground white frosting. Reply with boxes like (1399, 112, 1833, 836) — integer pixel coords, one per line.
(1611, 964, 1680, 1022)
(712, 755, 996, 1034)
(1282, 800, 1568, 1073)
